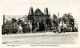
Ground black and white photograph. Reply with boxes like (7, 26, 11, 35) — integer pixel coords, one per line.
(0, 0, 80, 47)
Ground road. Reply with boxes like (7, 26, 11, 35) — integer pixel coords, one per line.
(2, 32, 78, 44)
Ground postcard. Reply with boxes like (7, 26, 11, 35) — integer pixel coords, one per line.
(0, 0, 80, 48)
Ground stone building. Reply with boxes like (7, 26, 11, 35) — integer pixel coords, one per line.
(28, 7, 50, 22)
(28, 7, 51, 31)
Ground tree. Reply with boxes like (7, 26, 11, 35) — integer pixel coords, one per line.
(53, 14, 58, 27)
(62, 13, 75, 27)
(62, 13, 75, 32)
(11, 18, 17, 23)
(17, 18, 23, 25)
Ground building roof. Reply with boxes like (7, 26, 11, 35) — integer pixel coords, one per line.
(35, 8, 44, 16)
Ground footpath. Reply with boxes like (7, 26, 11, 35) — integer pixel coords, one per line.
(2, 32, 78, 37)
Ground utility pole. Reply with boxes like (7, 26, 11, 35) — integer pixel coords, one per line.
(3, 15, 5, 25)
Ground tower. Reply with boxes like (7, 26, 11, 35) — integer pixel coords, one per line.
(28, 7, 34, 16)
(44, 8, 48, 15)
(44, 8, 50, 19)
(28, 7, 34, 22)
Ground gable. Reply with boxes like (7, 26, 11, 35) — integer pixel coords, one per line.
(35, 8, 44, 16)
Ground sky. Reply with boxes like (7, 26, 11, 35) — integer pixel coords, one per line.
(1, 0, 80, 22)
